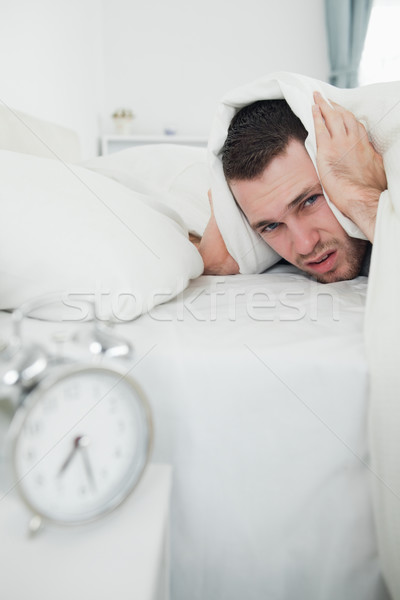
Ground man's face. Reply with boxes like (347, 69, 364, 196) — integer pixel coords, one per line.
(230, 139, 368, 283)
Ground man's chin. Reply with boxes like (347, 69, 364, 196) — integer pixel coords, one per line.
(302, 266, 360, 284)
(296, 241, 368, 283)
(313, 271, 353, 284)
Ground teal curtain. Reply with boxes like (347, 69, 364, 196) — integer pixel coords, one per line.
(325, 0, 373, 87)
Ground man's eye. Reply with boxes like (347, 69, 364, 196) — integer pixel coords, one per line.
(262, 222, 280, 233)
(304, 194, 320, 207)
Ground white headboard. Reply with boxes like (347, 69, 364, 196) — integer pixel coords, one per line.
(0, 104, 81, 163)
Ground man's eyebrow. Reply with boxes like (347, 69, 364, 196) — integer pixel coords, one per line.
(250, 184, 322, 231)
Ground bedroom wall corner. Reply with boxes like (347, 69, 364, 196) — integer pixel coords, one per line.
(0, 0, 105, 160)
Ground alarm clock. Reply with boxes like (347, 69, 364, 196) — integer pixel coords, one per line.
(0, 296, 153, 533)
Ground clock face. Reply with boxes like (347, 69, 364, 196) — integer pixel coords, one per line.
(11, 365, 152, 524)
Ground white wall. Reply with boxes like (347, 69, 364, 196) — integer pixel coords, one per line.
(0, 0, 329, 158)
(0, 0, 104, 159)
(102, 0, 329, 138)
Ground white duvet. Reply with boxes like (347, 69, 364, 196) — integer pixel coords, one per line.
(0, 268, 388, 600)
(208, 71, 400, 599)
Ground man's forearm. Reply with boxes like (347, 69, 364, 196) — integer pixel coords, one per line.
(313, 92, 387, 244)
(345, 188, 381, 243)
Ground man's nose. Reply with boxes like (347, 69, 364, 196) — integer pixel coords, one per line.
(290, 223, 320, 256)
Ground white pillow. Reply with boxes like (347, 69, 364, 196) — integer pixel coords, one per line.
(83, 144, 211, 237)
(0, 149, 203, 321)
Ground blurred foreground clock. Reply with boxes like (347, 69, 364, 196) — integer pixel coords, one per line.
(0, 296, 153, 532)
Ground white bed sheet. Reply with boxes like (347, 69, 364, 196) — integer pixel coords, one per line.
(0, 265, 389, 600)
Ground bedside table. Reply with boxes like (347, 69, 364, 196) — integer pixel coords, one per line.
(101, 134, 208, 155)
(0, 464, 172, 600)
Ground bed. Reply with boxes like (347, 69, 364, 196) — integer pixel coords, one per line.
(0, 106, 390, 600)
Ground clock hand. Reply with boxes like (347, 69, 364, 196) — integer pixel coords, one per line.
(77, 436, 96, 491)
(57, 435, 84, 477)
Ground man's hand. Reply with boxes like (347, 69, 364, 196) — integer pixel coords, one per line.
(197, 190, 239, 275)
(312, 91, 387, 242)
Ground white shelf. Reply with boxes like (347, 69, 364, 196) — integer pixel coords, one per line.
(101, 134, 208, 155)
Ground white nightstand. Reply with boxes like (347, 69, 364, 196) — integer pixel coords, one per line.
(101, 134, 208, 155)
(0, 464, 172, 600)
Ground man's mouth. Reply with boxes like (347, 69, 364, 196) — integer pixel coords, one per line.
(305, 250, 337, 274)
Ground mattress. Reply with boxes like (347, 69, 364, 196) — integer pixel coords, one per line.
(0, 264, 389, 600)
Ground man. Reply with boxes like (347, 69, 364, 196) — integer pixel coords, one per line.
(197, 92, 387, 283)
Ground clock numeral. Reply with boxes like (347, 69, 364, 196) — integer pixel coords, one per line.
(109, 397, 118, 414)
(43, 396, 56, 412)
(24, 421, 42, 436)
(65, 384, 79, 399)
(35, 474, 44, 487)
(92, 386, 101, 398)
(25, 449, 36, 462)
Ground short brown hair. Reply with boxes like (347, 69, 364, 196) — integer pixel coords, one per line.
(221, 99, 307, 181)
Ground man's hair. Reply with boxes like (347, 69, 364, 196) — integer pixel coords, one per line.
(221, 99, 308, 181)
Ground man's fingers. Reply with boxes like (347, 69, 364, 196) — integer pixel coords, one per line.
(313, 91, 346, 137)
(329, 99, 348, 112)
(313, 91, 331, 108)
(329, 99, 364, 137)
(316, 94, 367, 141)
(312, 103, 330, 147)
(313, 92, 363, 137)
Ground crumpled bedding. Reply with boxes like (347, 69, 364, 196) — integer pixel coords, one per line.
(208, 71, 400, 598)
